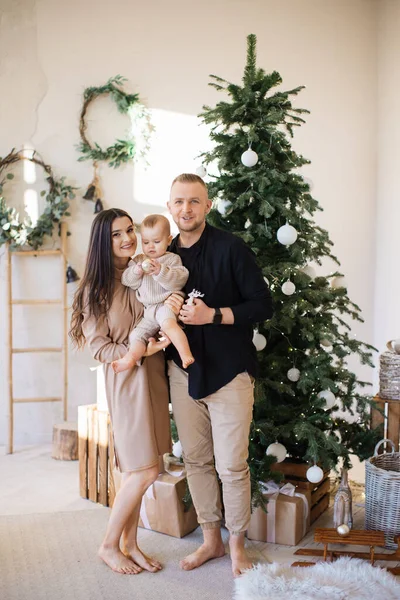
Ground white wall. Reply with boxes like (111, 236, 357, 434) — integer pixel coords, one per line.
(0, 0, 386, 469)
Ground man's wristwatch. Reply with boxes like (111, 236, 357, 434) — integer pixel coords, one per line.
(212, 308, 223, 325)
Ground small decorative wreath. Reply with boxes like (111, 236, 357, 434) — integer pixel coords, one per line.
(77, 74, 149, 169)
(77, 75, 151, 212)
(0, 149, 76, 250)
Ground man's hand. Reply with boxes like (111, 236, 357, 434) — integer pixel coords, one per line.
(165, 293, 185, 316)
(179, 298, 214, 325)
(145, 332, 171, 356)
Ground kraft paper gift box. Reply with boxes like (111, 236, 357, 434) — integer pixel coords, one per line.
(138, 464, 198, 538)
(247, 482, 310, 546)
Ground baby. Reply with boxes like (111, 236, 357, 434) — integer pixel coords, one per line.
(111, 214, 194, 373)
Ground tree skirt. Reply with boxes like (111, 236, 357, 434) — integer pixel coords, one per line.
(234, 558, 400, 600)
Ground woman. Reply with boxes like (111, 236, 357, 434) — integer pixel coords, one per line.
(70, 208, 181, 575)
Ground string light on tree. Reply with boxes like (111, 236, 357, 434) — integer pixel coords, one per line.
(318, 390, 336, 409)
(287, 367, 300, 382)
(266, 442, 287, 463)
(277, 223, 298, 246)
(306, 465, 324, 483)
(253, 329, 267, 351)
(282, 280, 296, 296)
(241, 146, 258, 167)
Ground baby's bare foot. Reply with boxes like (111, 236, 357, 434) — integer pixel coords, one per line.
(111, 356, 136, 374)
(181, 355, 195, 369)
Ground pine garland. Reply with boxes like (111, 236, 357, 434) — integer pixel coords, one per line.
(77, 75, 147, 169)
(0, 149, 76, 250)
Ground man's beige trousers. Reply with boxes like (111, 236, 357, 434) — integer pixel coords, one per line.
(168, 361, 254, 534)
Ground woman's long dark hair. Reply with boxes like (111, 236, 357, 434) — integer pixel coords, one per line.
(69, 208, 134, 348)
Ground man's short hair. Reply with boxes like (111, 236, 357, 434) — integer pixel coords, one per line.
(141, 214, 171, 236)
(171, 173, 207, 191)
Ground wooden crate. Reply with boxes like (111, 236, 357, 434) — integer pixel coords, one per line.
(371, 394, 400, 451)
(271, 459, 330, 525)
(78, 404, 115, 507)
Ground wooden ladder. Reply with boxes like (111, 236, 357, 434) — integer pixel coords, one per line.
(5, 222, 69, 454)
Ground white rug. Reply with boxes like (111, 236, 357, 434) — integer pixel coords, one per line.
(234, 557, 400, 600)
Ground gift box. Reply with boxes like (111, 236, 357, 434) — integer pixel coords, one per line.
(247, 482, 310, 546)
(113, 460, 198, 538)
(138, 465, 198, 538)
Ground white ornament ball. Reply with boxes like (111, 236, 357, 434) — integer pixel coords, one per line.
(141, 258, 153, 273)
(318, 390, 336, 409)
(306, 465, 324, 484)
(241, 148, 259, 168)
(245, 219, 251, 229)
(277, 223, 298, 246)
(301, 265, 316, 280)
(331, 276, 347, 289)
(282, 280, 296, 296)
(196, 165, 207, 177)
(337, 524, 350, 537)
(287, 368, 300, 382)
(320, 339, 333, 353)
(266, 442, 287, 463)
(217, 199, 231, 215)
(172, 440, 183, 458)
(253, 331, 267, 351)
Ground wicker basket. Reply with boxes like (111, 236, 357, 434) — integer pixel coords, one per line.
(365, 439, 400, 548)
(379, 350, 400, 400)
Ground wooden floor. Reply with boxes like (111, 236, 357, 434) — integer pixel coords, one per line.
(246, 497, 400, 572)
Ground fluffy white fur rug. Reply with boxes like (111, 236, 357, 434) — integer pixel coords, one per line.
(234, 558, 400, 600)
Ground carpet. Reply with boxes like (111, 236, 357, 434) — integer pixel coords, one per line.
(0, 509, 238, 600)
(234, 557, 400, 600)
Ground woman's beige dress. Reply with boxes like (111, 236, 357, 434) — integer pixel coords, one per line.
(82, 267, 171, 472)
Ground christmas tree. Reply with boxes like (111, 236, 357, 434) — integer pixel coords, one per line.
(199, 34, 379, 503)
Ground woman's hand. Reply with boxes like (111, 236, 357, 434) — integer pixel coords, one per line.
(165, 293, 184, 316)
(144, 332, 171, 356)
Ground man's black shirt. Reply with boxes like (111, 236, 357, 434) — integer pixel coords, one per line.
(167, 223, 273, 399)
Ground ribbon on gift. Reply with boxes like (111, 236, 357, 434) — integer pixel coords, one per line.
(139, 482, 156, 529)
(260, 481, 310, 543)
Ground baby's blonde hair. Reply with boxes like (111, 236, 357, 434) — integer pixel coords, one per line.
(141, 214, 171, 236)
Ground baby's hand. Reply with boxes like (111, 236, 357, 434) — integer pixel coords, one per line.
(134, 263, 144, 276)
(149, 259, 161, 275)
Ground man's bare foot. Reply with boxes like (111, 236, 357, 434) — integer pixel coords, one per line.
(123, 547, 162, 572)
(229, 536, 253, 577)
(179, 541, 225, 571)
(98, 544, 142, 574)
(111, 355, 136, 374)
(181, 355, 195, 369)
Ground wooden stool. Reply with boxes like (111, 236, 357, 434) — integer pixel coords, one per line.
(52, 422, 78, 460)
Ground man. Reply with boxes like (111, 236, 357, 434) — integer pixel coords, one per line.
(167, 173, 273, 577)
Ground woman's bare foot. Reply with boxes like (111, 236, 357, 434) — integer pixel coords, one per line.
(181, 355, 195, 369)
(124, 547, 162, 572)
(98, 544, 142, 574)
(229, 535, 253, 577)
(111, 355, 136, 374)
(179, 541, 225, 571)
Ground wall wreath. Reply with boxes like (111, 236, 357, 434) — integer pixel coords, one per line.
(77, 75, 151, 213)
(0, 149, 76, 250)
